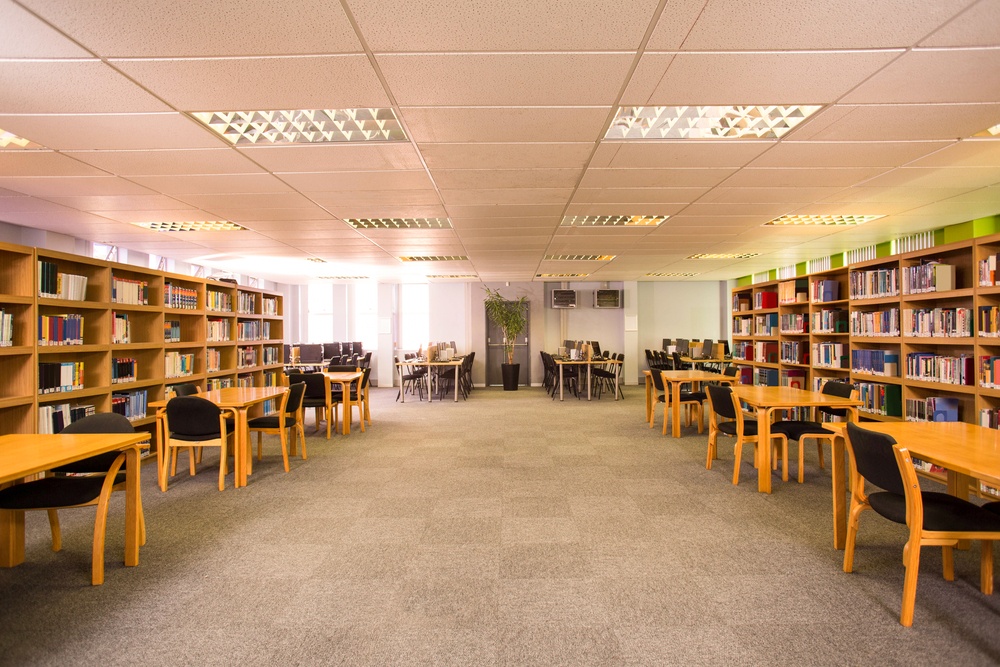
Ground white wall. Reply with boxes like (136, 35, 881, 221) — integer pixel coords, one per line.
(636, 282, 727, 378)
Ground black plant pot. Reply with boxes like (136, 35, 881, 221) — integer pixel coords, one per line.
(501, 363, 520, 391)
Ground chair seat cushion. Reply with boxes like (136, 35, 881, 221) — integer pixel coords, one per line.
(0, 476, 107, 509)
(870, 491, 1000, 531)
(247, 415, 288, 429)
(592, 369, 615, 379)
(51, 451, 122, 474)
(679, 391, 706, 403)
(169, 431, 222, 442)
(302, 398, 327, 408)
(770, 420, 833, 441)
(718, 420, 758, 437)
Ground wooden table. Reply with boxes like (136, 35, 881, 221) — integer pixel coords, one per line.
(151, 386, 287, 489)
(554, 357, 621, 401)
(732, 385, 861, 497)
(649, 369, 732, 438)
(323, 370, 366, 429)
(0, 432, 147, 572)
(842, 421, 1000, 549)
(397, 359, 463, 403)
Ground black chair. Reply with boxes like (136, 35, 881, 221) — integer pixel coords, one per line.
(298, 343, 324, 370)
(649, 369, 705, 435)
(461, 351, 475, 396)
(593, 353, 624, 400)
(289, 372, 333, 439)
(161, 396, 236, 491)
(396, 355, 424, 401)
(844, 422, 1000, 626)
(541, 351, 557, 394)
(359, 351, 372, 369)
(549, 353, 579, 400)
(247, 382, 307, 472)
(324, 342, 342, 361)
(170, 382, 201, 397)
(672, 351, 692, 371)
(0, 412, 141, 585)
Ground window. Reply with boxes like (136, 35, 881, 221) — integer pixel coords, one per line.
(399, 283, 429, 350)
(352, 281, 378, 350)
(307, 283, 334, 343)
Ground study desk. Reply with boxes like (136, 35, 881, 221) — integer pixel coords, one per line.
(554, 357, 621, 401)
(731, 385, 861, 497)
(646, 370, 733, 438)
(396, 359, 463, 403)
(323, 370, 366, 430)
(841, 421, 1000, 549)
(152, 386, 287, 490)
(0, 432, 147, 575)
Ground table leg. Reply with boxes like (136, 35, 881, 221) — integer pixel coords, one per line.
(645, 374, 653, 425)
(455, 363, 460, 402)
(235, 408, 249, 488)
(0, 503, 25, 567)
(399, 365, 405, 403)
(587, 365, 592, 401)
(156, 410, 168, 492)
(614, 367, 620, 401)
(758, 408, 773, 493)
(672, 381, 682, 438)
(427, 370, 434, 404)
(342, 382, 352, 435)
(831, 434, 847, 549)
(124, 445, 140, 567)
(559, 365, 564, 401)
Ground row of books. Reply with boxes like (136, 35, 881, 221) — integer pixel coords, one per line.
(206, 347, 222, 372)
(0, 308, 14, 346)
(811, 308, 848, 333)
(38, 402, 95, 434)
(857, 382, 902, 417)
(206, 290, 233, 312)
(164, 282, 198, 310)
(777, 279, 807, 305)
(811, 279, 840, 303)
(779, 341, 808, 365)
(901, 307, 972, 338)
(164, 320, 181, 343)
(849, 267, 899, 300)
(112, 311, 130, 344)
(38, 313, 83, 345)
(977, 356, 1000, 389)
(753, 368, 778, 386)
(850, 308, 899, 337)
(732, 341, 752, 361)
(977, 305, 1000, 337)
(38, 361, 84, 394)
(780, 368, 806, 389)
(207, 318, 231, 342)
(753, 341, 778, 363)
(812, 342, 847, 368)
(262, 297, 279, 316)
(732, 295, 751, 312)
(905, 396, 959, 422)
(732, 316, 752, 336)
(237, 346, 258, 369)
(851, 349, 898, 376)
(263, 346, 281, 365)
(753, 291, 778, 310)
(165, 351, 195, 378)
(755, 313, 778, 336)
(779, 313, 808, 334)
(206, 377, 235, 390)
(38, 261, 88, 301)
(111, 276, 149, 305)
(236, 320, 265, 341)
(111, 357, 137, 384)
(237, 291, 256, 314)
(111, 389, 147, 421)
(901, 262, 955, 294)
(979, 255, 1000, 287)
(905, 353, 974, 386)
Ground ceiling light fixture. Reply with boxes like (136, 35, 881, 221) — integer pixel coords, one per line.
(306, 257, 326, 263)
(346, 218, 452, 229)
(398, 255, 468, 262)
(606, 105, 821, 140)
(427, 274, 478, 279)
(537, 273, 589, 278)
(974, 123, 1000, 138)
(764, 214, 883, 226)
(132, 221, 247, 232)
(0, 129, 44, 149)
(544, 254, 616, 261)
(317, 276, 369, 280)
(646, 272, 700, 277)
(560, 215, 667, 227)
(687, 252, 759, 260)
(192, 108, 406, 145)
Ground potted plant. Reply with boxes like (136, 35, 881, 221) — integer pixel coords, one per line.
(483, 286, 528, 390)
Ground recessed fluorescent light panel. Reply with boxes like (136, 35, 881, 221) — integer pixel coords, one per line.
(132, 221, 247, 232)
(0, 129, 44, 149)
(974, 123, 1000, 138)
(606, 106, 821, 140)
(346, 218, 452, 229)
(398, 256, 468, 262)
(764, 214, 883, 226)
(428, 274, 478, 279)
(306, 257, 326, 263)
(646, 272, 700, 277)
(192, 108, 406, 145)
(318, 276, 369, 280)
(560, 215, 667, 227)
(687, 252, 759, 259)
(537, 273, 589, 278)
(544, 254, 616, 261)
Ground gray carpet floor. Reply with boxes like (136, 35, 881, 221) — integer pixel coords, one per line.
(1, 386, 999, 666)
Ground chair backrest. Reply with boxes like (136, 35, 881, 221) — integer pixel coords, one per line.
(288, 372, 327, 399)
(672, 351, 684, 368)
(819, 380, 855, 417)
(590, 341, 602, 357)
(701, 339, 713, 357)
(283, 382, 307, 416)
(298, 344, 323, 363)
(662, 338, 672, 349)
(845, 422, 905, 495)
(60, 412, 135, 434)
(172, 382, 200, 397)
(723, 365, 738, 378)
(676, 338, 690, 355)
(360, 351, 372, 368)
(706, 384, 737, 420)
(166, 396, 223, 437)
(324, 342, 342, 359)
(650, 369, 665, 393)
(283, 344, 292, 363)
(352, 342, 363, 355)
(327, 364, 357, 373)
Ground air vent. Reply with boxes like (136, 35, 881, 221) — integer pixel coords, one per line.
(594, 289, 622, 309)
(551, 289, 577, 309)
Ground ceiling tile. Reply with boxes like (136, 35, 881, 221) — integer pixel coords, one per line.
(591, 142, 771, 169)
(0, 1, 91, 57)
(921, 1, 1000, 47)
(431, 169, 582, 190)
(306, 190, 442, 208)
(842, 49, 1000, 104)
(0, 176, 157, 197)
(439, 188, 573, 206)
(419, 143, 592, 170)
(401, 107, 610, 143)
(64, 149, 265, 176)
(0, 113, 224, 150)
(579, 168, 736, 188)
(238, 144, 424, 172)
(772, 104, 1000, 142)
(748, 140, 954, 168)
(0, 152, 108, 177)
(0, 61, 170, 113)
(129, 173, 294, 195)
(571, 188, 705, 204)
(719, 168, 885, 188)
(278, 171, 435, 191)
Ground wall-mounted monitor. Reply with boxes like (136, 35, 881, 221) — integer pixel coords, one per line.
(594, 289, 623, 309)
(551, 289, 577, 308)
